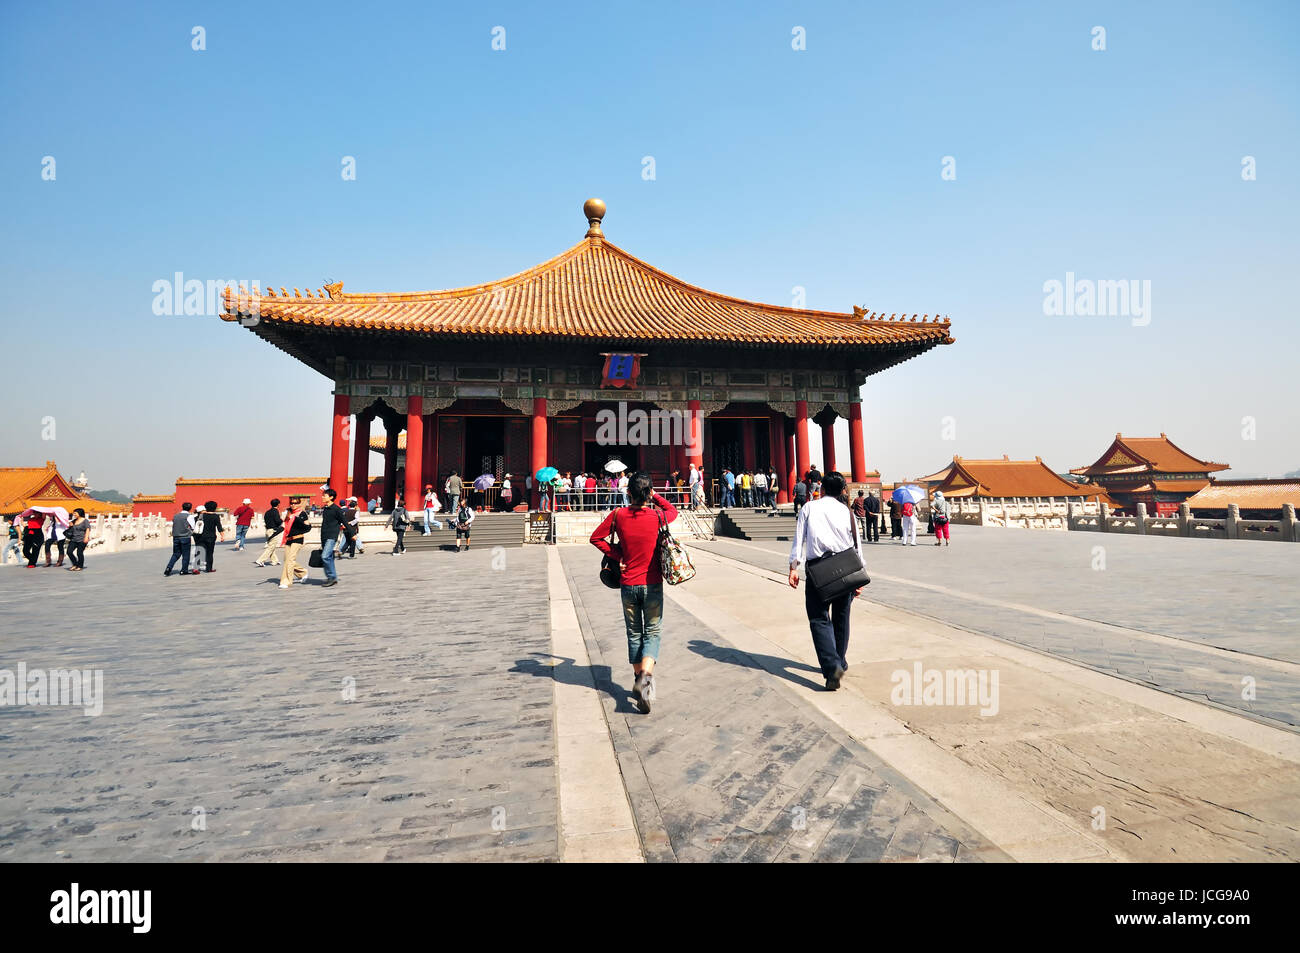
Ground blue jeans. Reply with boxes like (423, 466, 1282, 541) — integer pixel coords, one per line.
(235, 525, 249, 547)
(166, 537, 191, 573)
(621, 584, 664, 665)
(321, 536, 339, 581)
(424, 508, 442, 532)
(722, 487, 734, 507)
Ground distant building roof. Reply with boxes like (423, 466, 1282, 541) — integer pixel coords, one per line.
(0, 462, 130, 515)
(1186, 479, 1300, 511)
(1071, 433, 1229, 477)
(938, 456, 1112, 501)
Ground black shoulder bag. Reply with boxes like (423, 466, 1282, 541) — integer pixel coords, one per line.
(599, 508, 623, 589)
(803, 503, 870, 602)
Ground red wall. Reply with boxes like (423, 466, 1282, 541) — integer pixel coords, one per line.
(132, 479, 387, 515)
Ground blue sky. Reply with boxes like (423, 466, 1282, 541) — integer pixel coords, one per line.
(2, 0, 1296, 493)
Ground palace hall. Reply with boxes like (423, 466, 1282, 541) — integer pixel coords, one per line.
(220, 200, 954, 508)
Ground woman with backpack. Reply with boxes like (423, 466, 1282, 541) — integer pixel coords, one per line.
(453, 497, 475, 552)
(386, 500, 410, 555)
(195, 501, 224, 571)
(900, 497, 918, 546)
(931, 490, 951, 546)
(589, 471, 678, 715)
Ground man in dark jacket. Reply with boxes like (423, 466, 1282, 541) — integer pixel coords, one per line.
(319, 489, 345, 587)
(793, 478, 809, 517)
(164, 502, 194, 576)
(254, 498, 284, 567)
(864, 490, 881, 543)
(888, 496, 902, 540)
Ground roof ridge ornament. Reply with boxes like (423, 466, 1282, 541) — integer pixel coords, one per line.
(583, 197, 606, 239)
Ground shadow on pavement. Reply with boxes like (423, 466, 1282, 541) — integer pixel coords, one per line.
(510, 652, 641, 715)
(686, 638, 824, 692)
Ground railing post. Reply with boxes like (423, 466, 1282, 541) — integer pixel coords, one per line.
(1282, 503, 1297, 543)
(1178, 502, 1191, 537)
(1099, 502, 1110, 533)
(1135, 502, 1147, 534)
(1226, 503, 1241, 540)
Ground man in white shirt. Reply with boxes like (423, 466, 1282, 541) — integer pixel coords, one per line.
(753, 469, 769, 508)
(787, 472, 865, 691)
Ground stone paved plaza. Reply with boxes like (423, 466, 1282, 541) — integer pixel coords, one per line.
(700, 526, 1300, 729)
(1, 524, 1296, 862)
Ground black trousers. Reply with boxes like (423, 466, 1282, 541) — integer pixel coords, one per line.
(866, 514, 880, 542)
(23, 530, 44, 566)
(44, 537, 66, 561)
(891, 516, 902, 538)
(67, 541, 86, 568)
(805, 579, 853, 679)
(198, 539, 215, 570)
(393, 528, 405, 553)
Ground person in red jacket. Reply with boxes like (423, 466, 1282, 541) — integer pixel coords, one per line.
(590, 472, 677, 714)
(232, 498, 255, 551)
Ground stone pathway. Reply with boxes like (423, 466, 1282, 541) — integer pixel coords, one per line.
(555, 548, 1003, 862)
(0, 544, 558, 861)
(698, 531, 1300, 729)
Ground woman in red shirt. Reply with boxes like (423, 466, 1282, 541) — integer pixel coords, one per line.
(590, 472, 677, 714)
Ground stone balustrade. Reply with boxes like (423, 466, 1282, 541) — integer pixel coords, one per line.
(1067, 501, 1299, 542)
(949, 496, 1099, 531)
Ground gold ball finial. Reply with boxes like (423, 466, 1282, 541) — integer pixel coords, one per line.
(583, 197, 606, 238)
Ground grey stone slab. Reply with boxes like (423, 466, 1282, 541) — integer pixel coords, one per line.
(0, 544, 560, 862)
(557, 546, 999, 864)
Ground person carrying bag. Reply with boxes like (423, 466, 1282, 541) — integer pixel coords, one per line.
(589, 472, 680, 715)
(787, 472, 869, 691)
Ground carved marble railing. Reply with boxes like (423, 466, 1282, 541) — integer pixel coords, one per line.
(951, 496, 1097, 531)
(1067, 502, 1298, 542)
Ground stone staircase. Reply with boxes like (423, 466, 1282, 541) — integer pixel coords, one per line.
(401, 512, 528, 550)
(716, 507, 797, 541)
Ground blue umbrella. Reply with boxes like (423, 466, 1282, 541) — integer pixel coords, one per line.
(535, 466, 558, 483)
(891, 484, 925, 505)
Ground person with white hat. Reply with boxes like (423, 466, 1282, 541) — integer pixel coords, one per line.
(932, 490, 951, 546)
(232, 498, 255, 551)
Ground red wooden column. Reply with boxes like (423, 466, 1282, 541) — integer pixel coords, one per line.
(423, 413, 438, 500)
(771, 413, 789, 504)
(786, 422, 796, 500)
(685, 400, 703, 472)
(351, 411, 372, 502)
(531, 397, 547, 509)
(821, 411, 838, 475)
(403, 396, 423, 509)
(329, 394, 350, 495)
(849, 400, 867, 483)
(741, 418, 756, 472)
(794, 400, 810, 483)
(383, 426, 399, 508)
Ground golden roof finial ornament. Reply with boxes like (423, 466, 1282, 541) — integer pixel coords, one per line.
(583, 197, 606, 238)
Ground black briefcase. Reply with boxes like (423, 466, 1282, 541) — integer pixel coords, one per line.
(308, 548, 324, 568)
(803, 508, 870, 602)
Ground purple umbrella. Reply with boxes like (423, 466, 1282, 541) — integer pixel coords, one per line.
(473, 474, 496, 491)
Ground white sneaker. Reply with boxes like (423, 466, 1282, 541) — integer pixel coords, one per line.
(278, 582, 290, 589)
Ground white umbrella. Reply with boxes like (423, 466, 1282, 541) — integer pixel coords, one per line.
(604, 460, 627, 474)
(20, 505, 71, 526)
